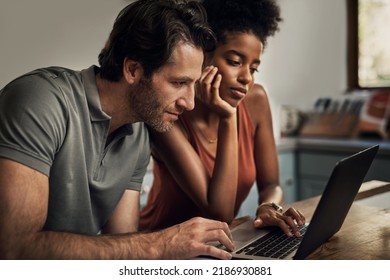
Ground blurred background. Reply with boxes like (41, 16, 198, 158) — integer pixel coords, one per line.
(1, 0, 389, 209)
(0, 0, 348, 139)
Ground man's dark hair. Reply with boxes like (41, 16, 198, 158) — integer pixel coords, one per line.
(202, 0, 282, 48)
(98, 0, 216, 81)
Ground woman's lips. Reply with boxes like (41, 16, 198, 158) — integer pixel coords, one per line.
(230, 87, 247, 99)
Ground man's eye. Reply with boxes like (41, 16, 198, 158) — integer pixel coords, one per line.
(174, 81, 186, 87)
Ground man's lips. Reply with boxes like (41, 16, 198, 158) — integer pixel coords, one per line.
(166, 110, 183, 118)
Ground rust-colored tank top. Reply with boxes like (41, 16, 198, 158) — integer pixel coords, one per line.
(139, 102, 256, 230)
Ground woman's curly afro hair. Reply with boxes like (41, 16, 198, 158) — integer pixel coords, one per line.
(202, 0, 282, 47)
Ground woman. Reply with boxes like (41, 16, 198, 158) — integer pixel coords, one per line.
(140, 0, 305, 237)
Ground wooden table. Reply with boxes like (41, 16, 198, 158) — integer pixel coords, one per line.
(232, 181, 390, 260)
(288, 195, 390, 259)
(291, 181, 390, 260)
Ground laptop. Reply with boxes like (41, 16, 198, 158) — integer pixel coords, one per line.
(229, 144, 379, 260)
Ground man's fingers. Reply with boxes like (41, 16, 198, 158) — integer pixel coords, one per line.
(202, 245, 233, 260)
(184, 218, 235, 259)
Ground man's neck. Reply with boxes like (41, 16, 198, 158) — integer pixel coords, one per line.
(95, 74, 137, 134)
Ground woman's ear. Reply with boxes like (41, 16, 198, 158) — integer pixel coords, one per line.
(123, 57, 143, 84)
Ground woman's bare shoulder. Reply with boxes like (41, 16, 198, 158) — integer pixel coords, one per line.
(245, 83, 269, 105)
(244, 83, 272, 122)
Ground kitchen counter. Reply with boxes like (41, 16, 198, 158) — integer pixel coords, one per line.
(276, 136, 390, 155)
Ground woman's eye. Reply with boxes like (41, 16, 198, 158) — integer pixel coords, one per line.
(250, 68, 259, 74)
(227, 59, 240, 66)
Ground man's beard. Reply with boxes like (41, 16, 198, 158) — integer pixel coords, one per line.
(129, 77, 174, 133)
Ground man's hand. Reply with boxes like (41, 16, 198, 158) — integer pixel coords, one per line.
(156, 217, 234, 260)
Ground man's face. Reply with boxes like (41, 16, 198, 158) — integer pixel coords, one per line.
(130, 42, 204, 132)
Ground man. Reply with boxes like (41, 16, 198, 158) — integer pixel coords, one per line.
(0, 0, 234, 259)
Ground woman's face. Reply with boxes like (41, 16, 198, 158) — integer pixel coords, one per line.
(208, 32, 263, 107)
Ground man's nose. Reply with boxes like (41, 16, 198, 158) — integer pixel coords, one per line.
(177, 87, 195, 111)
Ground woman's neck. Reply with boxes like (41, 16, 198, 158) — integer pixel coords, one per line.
(186, 99, 220, 125)
(185, 100, 220, 145)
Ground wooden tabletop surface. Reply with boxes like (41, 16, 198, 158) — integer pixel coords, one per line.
(232, 181, 390, 260)
(288, 196, 390, 259)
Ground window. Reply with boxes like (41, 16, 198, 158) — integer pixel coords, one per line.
(348, 0, 390, 89)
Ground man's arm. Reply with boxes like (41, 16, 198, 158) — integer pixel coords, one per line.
(0, 158, 234, 259)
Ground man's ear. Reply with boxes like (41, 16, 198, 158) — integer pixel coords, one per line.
(123, 57, 143, 84)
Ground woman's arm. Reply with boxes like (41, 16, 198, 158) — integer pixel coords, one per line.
(150, 115, 238, 222)
(246, 84, 305, 236)
(101, 189, 140, 234)
(249, 84, 282, 204)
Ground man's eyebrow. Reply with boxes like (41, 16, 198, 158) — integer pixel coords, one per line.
(176, 76, 194, 81)
(226, 50, 261, 65)
(171, 75, 197, 83)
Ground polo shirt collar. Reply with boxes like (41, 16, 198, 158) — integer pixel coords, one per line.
(81, 65, 134, 135)
(81, 65, 110, 122)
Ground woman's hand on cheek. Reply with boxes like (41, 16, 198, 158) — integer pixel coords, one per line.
(197, 66, 236, 118)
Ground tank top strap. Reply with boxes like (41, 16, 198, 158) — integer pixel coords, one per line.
(237, 101, 255, 136)
(178, 114, 200, 150)
(178, 114, 215, 174)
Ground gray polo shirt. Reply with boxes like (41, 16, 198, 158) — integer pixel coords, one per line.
(0, 66, 150, 234)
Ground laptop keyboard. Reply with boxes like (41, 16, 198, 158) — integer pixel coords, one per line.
(235, 224, 308, 259)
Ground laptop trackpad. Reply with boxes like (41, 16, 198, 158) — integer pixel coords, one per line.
(232, 229, 261, 242)
(231, 221, 270, 248)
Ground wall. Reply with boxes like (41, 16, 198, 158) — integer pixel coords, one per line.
(258, 0, 348, 138)
(0, 0, 130, 87)
(0, 0, 348, 138)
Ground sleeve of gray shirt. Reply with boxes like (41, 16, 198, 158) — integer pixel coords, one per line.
(0, 72, 66, 175)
